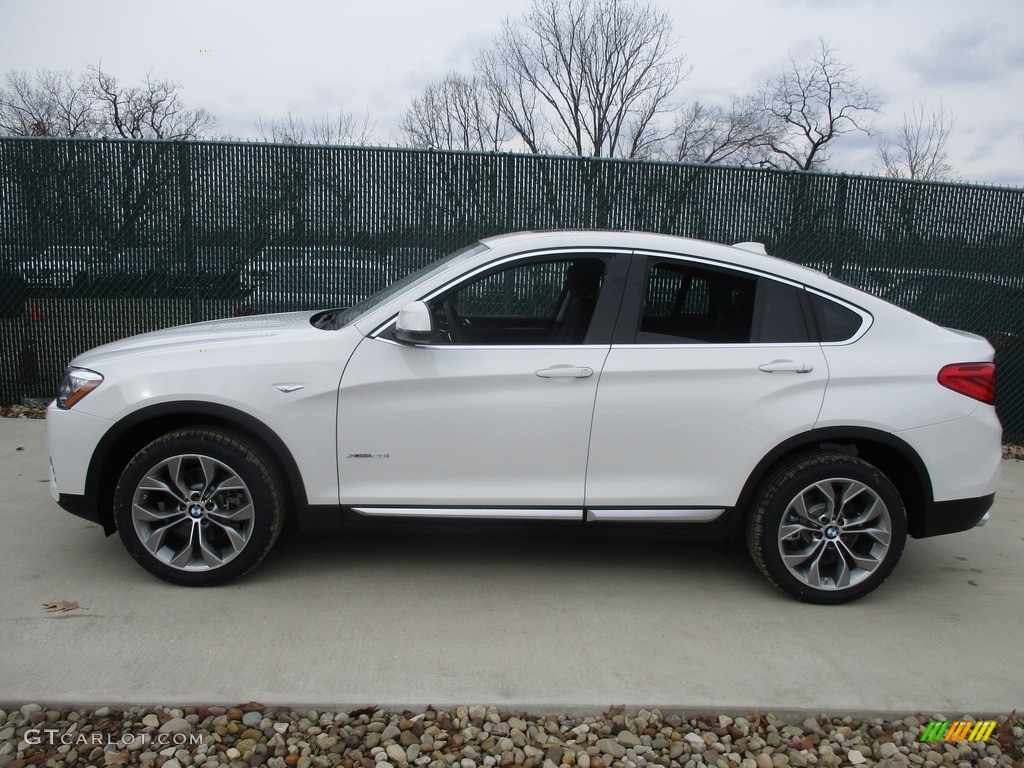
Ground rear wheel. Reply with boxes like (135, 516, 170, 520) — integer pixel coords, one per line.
(114, 428, 285, 586)
(746, 452, 907, 604)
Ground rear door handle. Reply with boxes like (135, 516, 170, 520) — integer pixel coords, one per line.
(536, 366, 594, 379)
(758, 360, 813, 374)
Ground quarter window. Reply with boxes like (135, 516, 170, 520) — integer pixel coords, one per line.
(807, 292, 864, 342)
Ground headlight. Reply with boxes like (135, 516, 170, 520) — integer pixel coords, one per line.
(56, 368, 104, 410)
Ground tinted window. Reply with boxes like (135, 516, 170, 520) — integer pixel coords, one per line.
(753, 280, 810, 343)
(428, 257, 607, 345)
(808, 293, 863, 342)
(634, 261, 818, 344)
(637, 262, 755, 343)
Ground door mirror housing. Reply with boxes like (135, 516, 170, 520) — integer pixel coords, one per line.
(394, 301, 434, 344)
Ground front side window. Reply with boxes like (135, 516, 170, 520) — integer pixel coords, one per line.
(427, 257, 608, 345)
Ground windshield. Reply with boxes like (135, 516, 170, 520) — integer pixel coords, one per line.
(312, 241, 490, 330)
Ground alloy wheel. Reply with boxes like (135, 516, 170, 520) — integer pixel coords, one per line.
(131, 453, 255, 572)
(776, 477, 893, 591)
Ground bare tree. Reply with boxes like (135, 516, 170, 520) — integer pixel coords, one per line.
(0, 64, 215, 139)
(877, 101, 958, 181)
(477, 0, 685, 159)
(398, 72, 512, 151)
(88, 65, 215, 139)
(664, 96, 774, 165)
(0, 69, 97, 136)
(476, 48, 544, 154)
(255, 108, 375, 145)
(758, 39, 882, 170)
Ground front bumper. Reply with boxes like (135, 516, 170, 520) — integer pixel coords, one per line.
(56, 492, 115, 535)
(47, 402, 116, 534)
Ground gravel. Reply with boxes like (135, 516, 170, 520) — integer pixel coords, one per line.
(0, 705, 1020, 768)
(1003, 444, 1024, 461)
(1, 401, 47, 419)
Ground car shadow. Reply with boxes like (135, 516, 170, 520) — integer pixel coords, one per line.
(254, 525, 766, 594)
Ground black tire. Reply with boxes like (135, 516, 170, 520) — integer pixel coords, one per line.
(114, 428, 285, 586)
(746, 452, 907, 604)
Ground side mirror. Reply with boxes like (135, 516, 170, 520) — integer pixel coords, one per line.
(394, 301, 434, 344)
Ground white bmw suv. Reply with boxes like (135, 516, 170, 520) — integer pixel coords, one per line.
(47, 231, 1001, 603)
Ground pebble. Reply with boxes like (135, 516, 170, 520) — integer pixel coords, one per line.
(618, 730, 641, 747)
(160, 718, 192, 734)
(594, 738, 625, 759)
(0, 706, 1018, 768)
(880, 742, 901, 759)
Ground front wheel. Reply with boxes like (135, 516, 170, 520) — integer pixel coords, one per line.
(746, 453, 907, 604)
(114, 428, 285, 586)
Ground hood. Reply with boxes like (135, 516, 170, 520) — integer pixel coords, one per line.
(71, 311, 321, 367)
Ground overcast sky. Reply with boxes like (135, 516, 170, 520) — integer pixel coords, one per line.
(2, 0, 1023, 186)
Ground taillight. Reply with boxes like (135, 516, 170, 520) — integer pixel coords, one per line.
(938, 362, 996, 405)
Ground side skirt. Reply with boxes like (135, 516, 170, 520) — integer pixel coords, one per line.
(294, 504, 741, 539)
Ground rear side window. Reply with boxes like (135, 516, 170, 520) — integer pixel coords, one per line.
(807, 293, 864, 342)
(638, 262, 756, 343)
(754, 280, 810, 343)
(636, 260, 819, 344)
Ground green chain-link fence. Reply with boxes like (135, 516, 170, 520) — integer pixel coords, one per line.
(2, 137, 1023, 438)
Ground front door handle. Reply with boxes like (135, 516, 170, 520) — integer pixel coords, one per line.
(758, 360, 813, 374)
(536, 366, 595, 379)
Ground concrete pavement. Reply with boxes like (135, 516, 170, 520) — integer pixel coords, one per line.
(1, 417, 1021, 715)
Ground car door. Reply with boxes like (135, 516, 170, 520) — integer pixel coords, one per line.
(336, 252, 628, 513)
(585, 254, 829, 514)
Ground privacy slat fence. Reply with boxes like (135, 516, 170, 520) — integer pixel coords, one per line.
(2, 137, 1023, 439)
